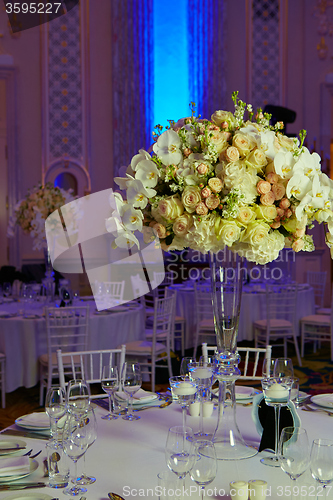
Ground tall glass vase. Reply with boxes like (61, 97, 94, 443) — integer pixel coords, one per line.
(210, 251, 257, 460)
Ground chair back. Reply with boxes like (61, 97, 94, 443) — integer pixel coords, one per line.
(306, 271, 327, 308)
(265, 284, 298, 331)
(194, 283, 213, 320)
(202, 343, 272, 380)
(45, 306, 90, 354)
(103, 281, 125, 302)
(150, 294, 176, 354)
(57, 345, 126, 398)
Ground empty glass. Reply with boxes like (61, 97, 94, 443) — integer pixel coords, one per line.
(45, 386, 66, 442)
(121, 363, 142, 421)
(165, 426, 194, 482)
(310, 438, 333, 497)
(101, 365, 119, 420)
(76, 405, 97, 485)
(273, 358, 294, 379)
(66, 379, 90, 416)
(62, 412, 88, 496)
(190, 440, 217, 499)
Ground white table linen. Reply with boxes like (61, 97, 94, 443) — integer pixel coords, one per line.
(0, 300, 145, 392)
(170, 283, 315, 349)
(0, 400, 331, 499)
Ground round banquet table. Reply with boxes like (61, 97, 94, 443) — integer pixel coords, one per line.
(169, 283, 315, 350)
(0, 298, 145, 393)
(0, 397, 332, 499)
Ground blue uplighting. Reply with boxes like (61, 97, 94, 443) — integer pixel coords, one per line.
(153, 0, 190, 128)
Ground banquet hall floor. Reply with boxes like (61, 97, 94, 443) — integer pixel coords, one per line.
(0, 342, 331, 430)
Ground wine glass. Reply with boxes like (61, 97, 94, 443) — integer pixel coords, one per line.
(190, 439, 217, 500)
(101, 365, 119, 420)
(62, 412, 88, 496)
(60, 286, 72, 306)
(278, 427, 310, 500)
(188, 362, 214, 438)
(121, 363, 142, 421)
(169, 376, 197, 430)
(3, 282, 11, 298)
(273, 358, 294, 378)
(45, 386, 66, 442)
(165, 426, 194, 484)
(180, 357, 195, 378)
(260, 376, 293, 467)
(262, 357, 276, 377)
(310, 438, 333, 497)
(66, 379, 90, 417)
(76, 405, 97, 485)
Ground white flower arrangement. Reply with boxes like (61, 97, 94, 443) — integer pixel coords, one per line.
(7, 183, 75, 251)
(108, 93, 333, 265)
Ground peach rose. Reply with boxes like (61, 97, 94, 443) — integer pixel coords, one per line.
(271, 221, 281, 229)
(151, 222, 166, 239)
(276, 208, 285, 218)
(279, 198, 290, 210)
(260, 191, 275, 206)
(197, 163, 208, 175)
(205, 194, 220, 210)
(173, 214, 193, 236)
(271, 183, 286, 200)
(294, 227, 305, 238)
(208, 177, 223, 193)
(266, 172, 279, 184)
(292, 239, 305, 252)
(285, 209, 292, 218)
(183, 148, 192, 157)
(195, 202, 209, 216)
(201, 187, 212, 198)
(181, 186, 201, 213)
(257, 180, 271, 195)
(225, 146, 240, 163)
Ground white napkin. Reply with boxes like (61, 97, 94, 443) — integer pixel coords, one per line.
(0, 456, 30, 477)
(17, 412, 50, 428)
(116, 389, 156, 401)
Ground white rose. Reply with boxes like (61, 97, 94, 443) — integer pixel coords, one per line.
(233, 133, 256, 157)
(237, 207, 256, 225)
(173, 214, 193, 236)
(181, 186, 202, 213)
(240, 221, 270, 246)
(216, 219, 241, 247)
(157, 195, 184, 221)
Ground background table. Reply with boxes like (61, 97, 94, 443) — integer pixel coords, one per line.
(0, 397, 331, 499)
(170, 283, 315, 349)
(0, 299, 145, 392)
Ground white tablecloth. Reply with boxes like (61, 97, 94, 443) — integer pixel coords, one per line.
(0, 299, 145, 392)
(170, 284, 315, 349)
(0, 398, 331, 499)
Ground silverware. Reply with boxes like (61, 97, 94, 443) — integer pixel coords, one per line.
(301, 404, 333, 416)
(1, 430, 49, 440)
(108, 493, 125, 500)
(23, 449, 33, 456)
(30, 449, 42, 459)
(133, 400, 172, 412)
(0, 482, 46, 491)
(0, 447, 26, 452)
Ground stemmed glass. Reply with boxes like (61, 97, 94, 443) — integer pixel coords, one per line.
(169, 376, 197, 430)
(76, 405, 97, 486)
(67, 379, 90, 417)
(190, 440, 217, 500)
(273, 358, 294, 378)
(121, 363, 142, 421)
(180, 357, 195, 378)
(45, 386, 66, 442)
(101, 366, 119, 420)
(60, 286, 72, 306)
(165, 426, 194, 485)
(278, 427, 310, 500)
(310, 438, 333, 497)
(188, 362, 215, 438)
(3, 282, 11, 298)
(261, 376, 293, 467)
(262, 357, 276, 378)
(62, 412, 88, 496)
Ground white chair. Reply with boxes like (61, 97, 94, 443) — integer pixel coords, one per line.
(193, 283, 215, 358)
(306, 271, 327, 311)
(56, 345, 126, 399)
(202, 343, 272, 380)
(103, 281, 125, 302)
(0, 353, 6, 408)
(300, 289, 333, 359)
(39, 306, 90, 405)
(253, 284, 302, 366)
(120, 294, 176, 393)
(165, 288, 185, 356)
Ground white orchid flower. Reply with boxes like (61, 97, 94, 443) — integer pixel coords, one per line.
(153, 129, 182, 166)
(293, 148, 321, 178)
(274, 149, 296, 179)
(295, 174, 330, 220)
(183, 124, 199, 149)
(286, 172, 312, 200)
(114, 173, 133, 191)
(131, 149, 151, 171)
(126, 178, 156, 209)
(258, 129, 278, 160)
(135, 159, 160, 188)
(120, 204, 143, 231)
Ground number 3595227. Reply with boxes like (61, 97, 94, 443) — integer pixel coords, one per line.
(5, 3, 63, 14)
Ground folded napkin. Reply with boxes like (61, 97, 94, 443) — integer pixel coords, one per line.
(251, 393, 301, 452)
(0, 456, 30, 477)
(16, 412, 49, 428)
(116, 389, 155, 402)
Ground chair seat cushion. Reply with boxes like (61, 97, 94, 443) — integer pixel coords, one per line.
(301, 314, 330, 325)
(122, 340, 166, 354)
(175, 316, 185, 322)
(317, 308, 331, 315)
(39, 352, 82, 366)
(254, 319, 292, 329)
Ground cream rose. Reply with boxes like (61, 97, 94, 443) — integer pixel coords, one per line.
(197, 163, 208, 175)
(247, 149, 268, 169)
(173, 213, 193, 236)
(260, 192, 275, 206)
(255, 204, 277, 221)
(205, 194, 220, 210)
(237, 207, 256, 225)
(292, 238, 305, 252)
(181, 186, 201, 213)
(271, 183, 285, 200)
(232, 133, 255, 157)
(275, 134, 295, 151)
(210, 130, 228, 154)
(257, 180, 271, 195)
(241, 221, 270, 246)
(158, 195, 184, 221)
(225, 146, 240, 163)
(216, 219, 241, 247)
(211, 110, 236, 128)
(151, 222, 166, 239)
(201, 187, 212, 198)
(208, 177, 223, 193)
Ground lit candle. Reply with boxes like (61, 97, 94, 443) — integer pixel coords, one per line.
(172, 381, 197, 396)
(190, 367, 213, 379)
(265, 383, 289, 400)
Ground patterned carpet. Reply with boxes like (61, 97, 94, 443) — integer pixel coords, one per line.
(0, 344, 331, 430)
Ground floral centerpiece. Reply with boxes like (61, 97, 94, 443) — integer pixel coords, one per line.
(110, 92, 333, 264)
(8, 183, 75, 250)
